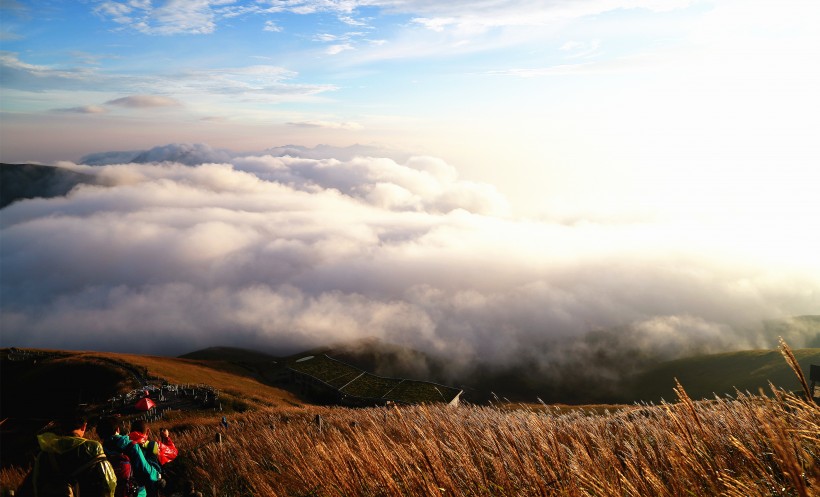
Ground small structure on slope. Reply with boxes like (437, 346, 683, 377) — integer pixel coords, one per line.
(285, 354, 462, 407)
(135, 395, 156, 412)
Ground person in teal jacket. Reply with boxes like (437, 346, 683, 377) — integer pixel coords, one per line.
(97, 417, 161, 497)
(16, 412, 117, 497)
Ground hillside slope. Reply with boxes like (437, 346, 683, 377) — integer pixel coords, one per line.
(0, 163, 95, 208)
(180, 346, 279, 364)
(291, 337, 445, 381)
(182, 338, 820, 404)
(626, 348, 820, 402)
(1, 348, 302, 418)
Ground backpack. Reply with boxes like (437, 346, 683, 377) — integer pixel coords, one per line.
(33, 450, 108, 497)
(107, 452, 140, 497)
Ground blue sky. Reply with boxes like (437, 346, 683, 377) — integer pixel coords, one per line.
(1, 0, 819, 358)
(2, 0, 820, 217)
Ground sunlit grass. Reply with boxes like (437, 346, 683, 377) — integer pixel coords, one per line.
(84, 352, 302, 409)
(150, 385, 819, 497)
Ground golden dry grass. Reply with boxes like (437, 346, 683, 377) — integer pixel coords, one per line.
(156, 385, 819, 497)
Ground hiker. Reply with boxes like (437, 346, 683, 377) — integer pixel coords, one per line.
(97, 417, 160, 497)
(156, 428, 178, 466)
(129, 421, 176, 497)
(128, 421, 160, 474)
(16, 411, 117, 497)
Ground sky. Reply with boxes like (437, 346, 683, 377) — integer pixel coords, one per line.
(1, 1, 819, 375)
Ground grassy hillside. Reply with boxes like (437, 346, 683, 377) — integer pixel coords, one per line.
(5, 344, 817, 413)
(90, 351, 301, 409)
(0, 163, 95, 208)
(181, 338, 820, 404)
(278, 317, 820, 404)
(1, 351, 135, 419)
(1, 348, 302, 417)
(180, 346, 279, 364)
(627, 348, 820, 402)
(294, 337, 446, 382)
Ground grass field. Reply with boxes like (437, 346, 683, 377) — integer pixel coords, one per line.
(116, 384, 819, 496)
(7, 385, 813, 496)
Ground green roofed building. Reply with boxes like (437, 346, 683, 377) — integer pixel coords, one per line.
(285, 354, 462, 406)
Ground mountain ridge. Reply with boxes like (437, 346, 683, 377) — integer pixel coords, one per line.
(0, 163, 96, 208)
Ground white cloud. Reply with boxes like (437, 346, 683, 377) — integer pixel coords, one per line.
(0, 52, 98, 91)
(106, 95, 182, 108)
(149, 0, 217, 35)
(94, 0, 235, 35)
(560, 39, 600, 59)
(95, 1, 134, 24)
(2, 144, 818, 372)
(53, 105, 109, 114)
(91, 0, 698, 39)
(394, 0, 694, 26)
(287, 120, 364, 130)
(311, 30, 366, 53)
(326, 43, 354, 55)
(174, 65, 337, 100)
(230, 152, 507, 215)
(315, 33, 342, 42)
(81, 0, 709, 71)
(0, 52, 337, 111)
(338, 15, 368, 26)
(262, 143, 414, 162)
(263, 20, 282, 32)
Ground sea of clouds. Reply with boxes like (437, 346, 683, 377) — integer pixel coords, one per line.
(1, 144, 818, 383)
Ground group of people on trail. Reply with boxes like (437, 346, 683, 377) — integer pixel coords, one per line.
(98, 417, 178, 497)
(16, 411, 185, 497)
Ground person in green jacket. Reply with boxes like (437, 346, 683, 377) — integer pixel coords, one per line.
(17, 411, 117, 497)
(97, 417, 161, 497)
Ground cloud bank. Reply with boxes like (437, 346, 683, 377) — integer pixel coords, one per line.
(1, 144, 818, 390)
